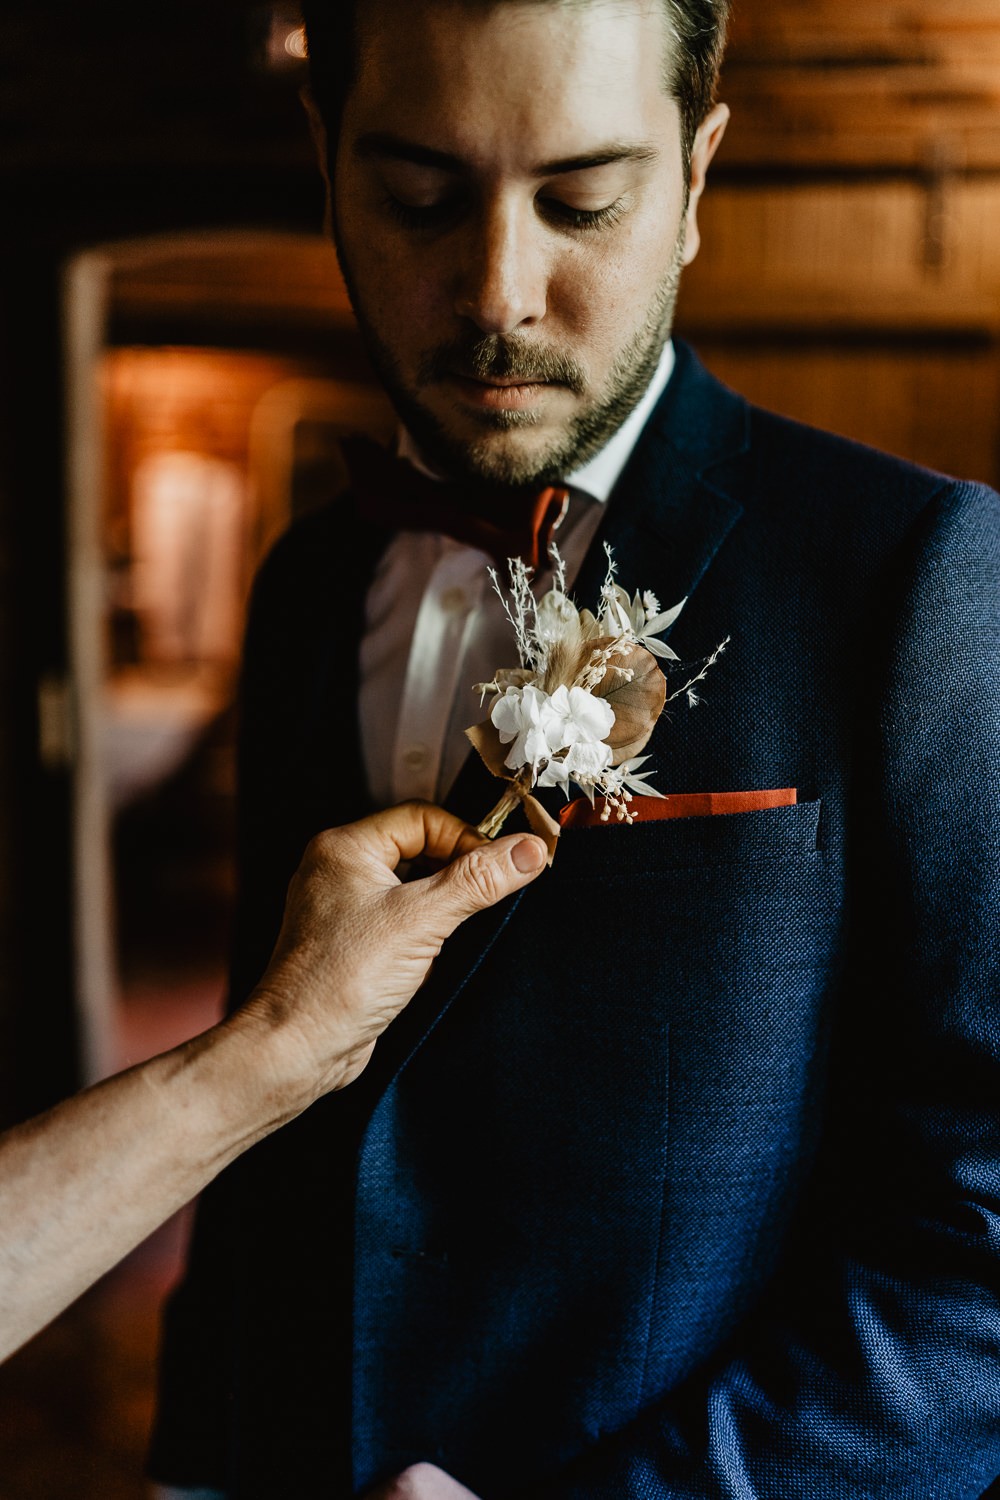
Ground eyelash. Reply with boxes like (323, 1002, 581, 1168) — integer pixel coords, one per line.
(544, 199, 626, 232)
(383, 197, 458, 230)
(382, 194, 626, 234)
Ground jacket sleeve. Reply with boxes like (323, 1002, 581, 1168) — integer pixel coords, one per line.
(530, 480, 1000, 1499)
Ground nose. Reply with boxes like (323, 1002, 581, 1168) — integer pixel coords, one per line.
(453, 199, 548, 334)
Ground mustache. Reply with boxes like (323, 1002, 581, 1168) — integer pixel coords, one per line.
(419, 335, 587, 393)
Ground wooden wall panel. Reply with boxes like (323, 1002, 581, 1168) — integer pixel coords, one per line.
(682, 178, 1000, 331)
(722, 2, 1000, 169)
(108, 235, 352, 330)
(694, 345, 1000, 487)
(686, 8, 1000, 491)
(732, 10, 1000, 55)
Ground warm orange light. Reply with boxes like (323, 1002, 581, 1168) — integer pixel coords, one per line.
(284, 25, 308, 60)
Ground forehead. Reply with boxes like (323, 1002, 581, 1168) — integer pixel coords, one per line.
(345, 0, 678, 168)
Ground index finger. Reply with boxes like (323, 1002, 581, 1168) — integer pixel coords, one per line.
(346, 801, 486, 872)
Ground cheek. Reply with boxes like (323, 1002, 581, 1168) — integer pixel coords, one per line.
(365, 251, 441, 326)
(339, 212, 452, 341)
(342, 232, 440, 344)
(554, 223, 673, 348)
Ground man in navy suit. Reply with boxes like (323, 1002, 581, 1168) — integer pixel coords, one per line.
(150, 1, 1000, 1496)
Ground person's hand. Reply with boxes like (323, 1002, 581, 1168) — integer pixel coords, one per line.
(237, 802, 547, 1104)
(0, 803, 545, 1366)
(364, 1462, 482, 1499)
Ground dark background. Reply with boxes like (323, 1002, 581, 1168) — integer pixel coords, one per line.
(0, 1, 324, 1123)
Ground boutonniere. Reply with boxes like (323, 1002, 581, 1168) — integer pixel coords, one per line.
(467, 544, 729, 861)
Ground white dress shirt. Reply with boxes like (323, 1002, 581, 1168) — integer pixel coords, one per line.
(358, 341, 676, 808)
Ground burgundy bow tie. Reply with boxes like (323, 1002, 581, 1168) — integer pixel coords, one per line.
(340, 434, 570, 571)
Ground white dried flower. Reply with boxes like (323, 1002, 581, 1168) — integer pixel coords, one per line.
(467, 545, 729, 853)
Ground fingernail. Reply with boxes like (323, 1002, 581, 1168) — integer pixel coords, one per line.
(512, 839, 545, 872)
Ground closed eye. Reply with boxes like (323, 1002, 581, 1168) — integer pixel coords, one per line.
(382, 193, 465, 230)
(383, 193, 629, 234)
(538, 197, 627, 232)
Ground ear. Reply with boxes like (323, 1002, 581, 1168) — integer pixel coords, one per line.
(299, 84, 334, 238)
(681, 101, 730, 267)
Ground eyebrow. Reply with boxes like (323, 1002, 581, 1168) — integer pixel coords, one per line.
(354, 132, 659, 176)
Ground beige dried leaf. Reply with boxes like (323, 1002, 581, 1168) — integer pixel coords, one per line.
(586, 637, 666, 764)
(578, 608, 602, 641)
(535, 589, 581, 644)
(522, 794, 561, 865)
(465, 719, 509, 778)
(495, 667, 534, 690)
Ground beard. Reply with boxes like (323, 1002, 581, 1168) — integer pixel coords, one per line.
(336, 222, 687, 487)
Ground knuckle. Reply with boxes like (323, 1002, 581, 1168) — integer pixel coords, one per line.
(303, 827, 344, 875)
(308, 827, 340, 860)
(459, 845, 506, 905)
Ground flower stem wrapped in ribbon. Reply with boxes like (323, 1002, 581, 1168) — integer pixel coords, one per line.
(467, 544, 729, 862)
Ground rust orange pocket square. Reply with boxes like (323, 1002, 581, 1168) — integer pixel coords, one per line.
(558, 787, 798, 829)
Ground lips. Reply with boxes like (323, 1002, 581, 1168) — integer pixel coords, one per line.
(447, 373, 553, 411)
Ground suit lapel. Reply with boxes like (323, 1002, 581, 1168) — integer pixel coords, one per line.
(573, 340, 749, 615)
(359, 344, 751, 1103)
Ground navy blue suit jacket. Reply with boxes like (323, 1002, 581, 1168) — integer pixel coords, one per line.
(151, 343, 1000, 1497)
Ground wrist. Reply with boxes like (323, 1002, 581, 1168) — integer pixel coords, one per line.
(177, 1005, 323, 1165)
(213, 979, 361, 1124)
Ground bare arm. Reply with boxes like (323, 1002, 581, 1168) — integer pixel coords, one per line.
(0, 804, 545, 1362)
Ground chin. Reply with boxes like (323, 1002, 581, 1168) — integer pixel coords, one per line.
(403, 407, 557, 486)
(448, 426, 567, 486)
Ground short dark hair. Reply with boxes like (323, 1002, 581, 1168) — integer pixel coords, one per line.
(301, 0, 730, 168)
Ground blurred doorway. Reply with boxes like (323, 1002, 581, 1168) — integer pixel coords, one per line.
(63, 230, 393, 1085)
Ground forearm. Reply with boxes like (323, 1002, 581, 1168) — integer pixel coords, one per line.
(0, 809, 545, 1365)
(0, 1007, 309, 1361)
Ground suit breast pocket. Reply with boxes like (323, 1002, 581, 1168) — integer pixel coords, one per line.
(534, 799, 839, 1050)
(551, 797, 824, 878)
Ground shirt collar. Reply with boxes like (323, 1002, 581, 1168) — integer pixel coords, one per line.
(398, 337, 675, 498)
(566, 339, 675, 503)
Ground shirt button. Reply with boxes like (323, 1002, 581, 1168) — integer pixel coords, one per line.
(439, 586, 469, 614)
(403, 744, 430, 771)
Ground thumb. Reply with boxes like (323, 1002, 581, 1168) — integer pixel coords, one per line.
(414, 833, 548, 935)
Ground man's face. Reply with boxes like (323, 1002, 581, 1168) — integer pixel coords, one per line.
(331, 0, 726, 485)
